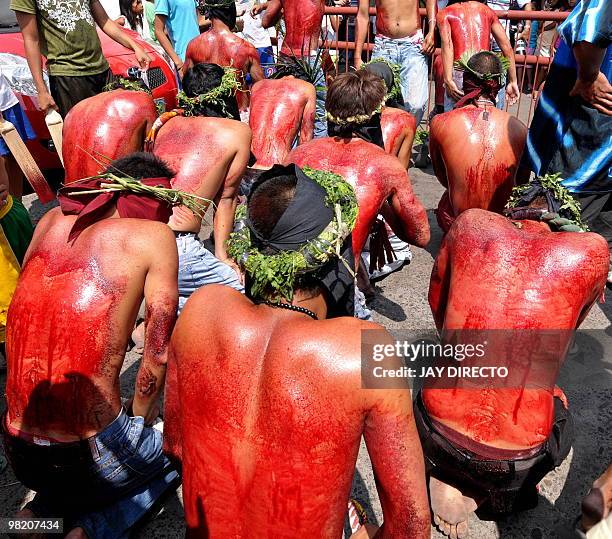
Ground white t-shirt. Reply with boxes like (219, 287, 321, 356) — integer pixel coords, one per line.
(0, 69, 19, 113)
(98, 0, 122, 21)
(236, 1, 272, 48)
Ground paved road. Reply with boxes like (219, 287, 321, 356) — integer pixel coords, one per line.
(1, 167, 610, 538)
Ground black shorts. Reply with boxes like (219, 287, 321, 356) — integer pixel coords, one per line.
(414, 390, 574, 515)
(48, 69, 113, 118)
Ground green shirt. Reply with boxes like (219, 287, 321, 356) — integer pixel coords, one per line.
(144, 0, 157, 43)
(10, 0, 109, 76)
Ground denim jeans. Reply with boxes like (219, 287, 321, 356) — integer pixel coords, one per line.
(306, 54, 328, 138)
(3, 410, 179, 539)
(372, 32, 429, 125)
(176, 233, 244, 312)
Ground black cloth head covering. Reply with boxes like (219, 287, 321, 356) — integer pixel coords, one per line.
(246, 163, 354, 317)
(247, 164, 334, 252)
(327, 113, 385, 150)
(363, 62, 404, 109)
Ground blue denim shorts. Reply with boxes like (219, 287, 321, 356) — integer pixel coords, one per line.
(3, 410, 179, 539)
(176, 233, 244, 312)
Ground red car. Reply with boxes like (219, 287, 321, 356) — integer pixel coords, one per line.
(0, 5, 178, 174)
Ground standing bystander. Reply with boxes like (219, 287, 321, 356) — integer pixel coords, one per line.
(11, 0, 151, 117)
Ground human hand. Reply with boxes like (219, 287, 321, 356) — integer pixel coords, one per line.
(445, 79, 463, 101)
(570, 72, 612, 115)
(115, 16, 126, 26)
(37, 90, 58, 113)
(251, 3, 266, 16)
(135, 46, 151, 69)
(220, 257, 244, 284)
(506, 81, 520, 105)
(422, 31, 435, 55)
(354, 56, 363, 69)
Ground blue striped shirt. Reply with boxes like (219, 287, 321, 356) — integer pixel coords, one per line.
(523, 0, 611, 193)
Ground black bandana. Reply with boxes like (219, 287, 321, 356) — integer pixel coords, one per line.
(247, 164, 354, 317)
(203, 3, 237, 29)
(327, 113, 385, 149)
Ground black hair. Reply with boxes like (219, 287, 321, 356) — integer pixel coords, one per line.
(467, 50, 504, 77)
(270, 59, 313, 83)
(105, 152, 175, 179)
(248, 174, 297, 243)
(119, 0, 143, 32)
(204, 3, 237, 30)
(182, 63, 241, 120)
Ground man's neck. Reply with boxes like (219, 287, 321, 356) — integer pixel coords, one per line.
(211, 19, 230, 31)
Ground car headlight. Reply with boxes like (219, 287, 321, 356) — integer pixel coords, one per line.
(0, 52, 49, 96)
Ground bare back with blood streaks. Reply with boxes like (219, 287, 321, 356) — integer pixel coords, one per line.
(426, 209, 609, 451)
(63, 90, 157, 183)
(167, 285, 430, 538)
(430, 106, 527, 231)
(249, 78, 316, 167)
(152, 116, 251, 233)
(280, 0, 325, 56)
(184, 29, 259, 110)
(437, 2, 497, 60)
(5, 209, 174, 441)
(381, 107, 417, 168)
(286, 137, 430, 263)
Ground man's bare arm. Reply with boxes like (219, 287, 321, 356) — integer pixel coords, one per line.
(429, 120, 448, 188)
(428, 234, 451, 331)
(422, 0, 437, 55)
(132, 226, 179, 423)
(299, 86, 317, 143)
(363, 382, 430, 536)
(354, 0, 370, 68)
(155, 14, 183, 72)
(438, 12, 462, 101)
(261, 0, 282, 28)
(214, 125, 252, 264)
(14, 12, 57, 112)
(91, 0, 151, 68)
(491, 17, 519, 104)
(249, 49, 265, 83)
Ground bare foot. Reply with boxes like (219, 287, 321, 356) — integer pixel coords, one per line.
(582, 464, 612, 531)
(429, 476, 478, 539)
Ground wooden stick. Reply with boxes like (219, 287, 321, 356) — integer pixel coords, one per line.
(45, 110, 64, 167)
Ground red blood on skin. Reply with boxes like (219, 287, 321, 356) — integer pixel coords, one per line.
(185, 28, 260, 110)
(168, 285, 430, 537)
(5, 210, 176, 441)
(381, 107, 416, 160)
(426, 209, 609, 450)
(63, 90, 158, 183)
(430, 105, 527, 232)
(438, 2, 497, 60)
(250, 79, 316, 167)
(152, 116, 241, 232)
(279, 0, 326, 57)
(286, 137, 430, 263)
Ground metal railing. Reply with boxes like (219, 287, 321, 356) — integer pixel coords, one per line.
(319, 6, 569, 125)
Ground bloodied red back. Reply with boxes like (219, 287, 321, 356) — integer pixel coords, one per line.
(5, 209, 177, 440)
(167, 285, 372, 537)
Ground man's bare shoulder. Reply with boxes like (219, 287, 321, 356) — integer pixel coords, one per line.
(207, 117, 252, 142)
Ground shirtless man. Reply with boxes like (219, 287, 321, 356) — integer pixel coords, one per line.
(184, 0, 264, 111)
(286, 70, 429, 269)
(362, 58, 416, 169)
(421, 184, 609, 537)
(438, 0, 519, 110)
(146, 63, 252, 309)
(355, 0, 437, 124)
(255, 0, 328, 137)
(2, 153, 182, 538)
(63, 87, 158, 183)
(165, 163, 430, 537)
(249, 59, 316, 168)
(429, 51, 527, 232)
